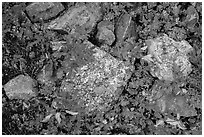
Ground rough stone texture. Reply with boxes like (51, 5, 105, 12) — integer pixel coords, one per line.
(26, 2, 64, 22)
(60, 40, 133, 112)
(47, 3, 102, 34)
(97, 21, 115, 45)
(3, 75, 36, 100)
(142, 34, 193, 81)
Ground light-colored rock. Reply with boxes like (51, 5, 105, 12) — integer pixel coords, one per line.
(4, 75, 36, 100)
(142, 34, 193, 81)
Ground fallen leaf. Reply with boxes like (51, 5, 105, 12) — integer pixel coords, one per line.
(41, 114, 53, 123)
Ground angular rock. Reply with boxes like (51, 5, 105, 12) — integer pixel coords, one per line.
(142, 34, 193, 81)
(47, 3, 102, 35)
(60, 40, 133, 112)
(26, 2, 64, 22)
(3, 75, 36, 100)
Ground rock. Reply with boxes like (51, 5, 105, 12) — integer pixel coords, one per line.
(115, 13, 133, 43)
(97, 21, 115, 45)
(3, 75, 36, 100)
(185, 5, 199, 31)
(142, 34, 193, 81)
(26, 2, 64, 22)
(60, 40, 133, 113)
(47, 3, 102, 35)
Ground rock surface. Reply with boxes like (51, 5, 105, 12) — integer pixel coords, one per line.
(60, 40, 133, 112)
(115, 13, 132, 43)
(26, 2, 64, 22)
(97, 21, 115, 45)
(47, 3, 101, 35)
(3, 75, 36, 100)
(142, 34, 193, 81)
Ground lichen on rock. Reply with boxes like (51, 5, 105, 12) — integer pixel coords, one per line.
(142, 34, 193, 81)
(60, 41, 133, 112)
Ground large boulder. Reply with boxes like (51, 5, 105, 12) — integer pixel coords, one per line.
(3, 75, 36, 100)
(26, 2, 65, 22)
(60, 40, 133, 113)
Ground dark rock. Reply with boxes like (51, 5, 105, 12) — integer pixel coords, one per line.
(47, 3, 102, 35)
(26, 2, 64, 22)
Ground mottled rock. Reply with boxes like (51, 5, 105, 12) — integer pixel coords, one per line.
(26, 2, 64, 22)
(48, 3, 101, 35)
(60, 40, 133, 112)
(142, 34, 193, 81)
(97, 21, 115, 45)
(3, 75, 36, 100)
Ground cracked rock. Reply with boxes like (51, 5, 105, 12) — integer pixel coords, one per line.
(3, 75, 36, 100)
(142, 34, 193, 81)
(26, 2, 64, 22)
(60, 40, 133, 113)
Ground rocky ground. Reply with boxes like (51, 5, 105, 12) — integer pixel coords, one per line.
(2, 2, 202, 135)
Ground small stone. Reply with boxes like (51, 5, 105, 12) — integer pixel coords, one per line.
(97, 28, 115, 45)
(4, 75, 36, 100)
(96, 21, 115, 45)
(26, 2, 64, 22)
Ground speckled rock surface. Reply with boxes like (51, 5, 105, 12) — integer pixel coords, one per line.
(3, 75, 36, 100)
(60, 41, 133, 112)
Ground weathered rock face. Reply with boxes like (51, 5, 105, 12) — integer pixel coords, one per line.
(60, 41, 133, 112)
(142, 34, 193, 81)
(47, 3, 102, 35)
(26, 2, 65, 22)
(3, 75, 36, 100)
